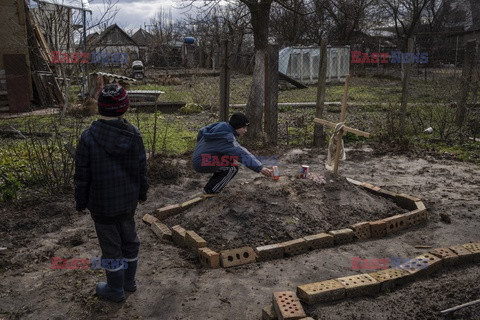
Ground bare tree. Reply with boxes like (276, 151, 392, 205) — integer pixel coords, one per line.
(182, 3, 250, 69)
(270, 0, 310, 46)
(149, 6, 179, 44)
(323, 0, 379, 43)
(379, 0, 432, 48)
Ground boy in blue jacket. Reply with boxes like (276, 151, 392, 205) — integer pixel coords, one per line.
(74, 83, 148, 302)
(192, 112, 272, 194)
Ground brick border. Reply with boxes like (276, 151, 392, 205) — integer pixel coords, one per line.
(297, 242, 479, 303)
(144, 178, 429, 269)
(261, 241, 479, 319)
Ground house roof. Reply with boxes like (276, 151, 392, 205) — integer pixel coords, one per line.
(132, 28, 155, 46)
(91, 24, 138, 47)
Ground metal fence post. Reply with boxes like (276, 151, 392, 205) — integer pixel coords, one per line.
(219, 39, 230, 122)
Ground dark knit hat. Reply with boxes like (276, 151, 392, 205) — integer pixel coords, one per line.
(229, 112, 249, 129)
(98, 83, 130, 117)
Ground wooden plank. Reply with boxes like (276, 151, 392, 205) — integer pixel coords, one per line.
(279, 71, 308, 89)
(313, 118, 370, 137)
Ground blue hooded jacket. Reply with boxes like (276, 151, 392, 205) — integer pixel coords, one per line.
(192, 122, 263, 173)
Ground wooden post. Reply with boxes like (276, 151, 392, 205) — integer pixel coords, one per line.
(333, 75, 350, 175)
(219, 39, 230, 122)
(314, 40, 327, 147)
(400, 38, 414, 135)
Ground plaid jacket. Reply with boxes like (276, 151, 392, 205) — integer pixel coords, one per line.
(74, 119, 148, 216)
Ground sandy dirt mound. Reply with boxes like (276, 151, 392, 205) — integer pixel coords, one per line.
(164, 169, 406, 251)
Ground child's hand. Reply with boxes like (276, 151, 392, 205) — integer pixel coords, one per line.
(260, 167, 273, 177)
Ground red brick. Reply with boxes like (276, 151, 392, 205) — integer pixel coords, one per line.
(462, 242, 480, 262)
(403, 209, 428, 227)
(382, 214, 408, 234)
(280, 239, 309, 256)
(272, 291, 306, 320)
(369, 268, 411, 291)
(350, 222, 371, 240)
(395, 193, 422, 210)
(198, 247, 220, 268)
(398, 253, 442, 278)
(142, 213, 158, 225)
(171, 225, 187, 247)
(180, 197, 204, 210)
(328, 228, 354, 245)
(155, 204, 182, 220)
(303, 233, 334, 250)
(255, 244, 285, 261)
(370, 220, 387, 238)
(450, 245, 477, 263)
(416, 253, 443, 274)
(150, 221, 172, 240)
(361, 182, 381, 193)
(335, 274, 380, 297)
(415, 201, 426, 211)
(429, 248, 460, 266)
(297, 280, 345, 304)
(375, 188, 397, 199)
(185, 230, 207, 251)
(220, 247, 257, 267)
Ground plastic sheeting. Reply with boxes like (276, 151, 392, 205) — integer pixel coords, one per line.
(279, 46, 350, 83)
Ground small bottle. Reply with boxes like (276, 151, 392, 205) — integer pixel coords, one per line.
(273, 166, 279, 180)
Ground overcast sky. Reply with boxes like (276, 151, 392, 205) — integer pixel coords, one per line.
(89, 0, 191, 31)
(30, 0, 193, 31)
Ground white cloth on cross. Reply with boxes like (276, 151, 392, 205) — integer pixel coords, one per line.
(325, 122, 346, 171)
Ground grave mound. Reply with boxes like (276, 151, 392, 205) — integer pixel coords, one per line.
(164, 170, 406, 252)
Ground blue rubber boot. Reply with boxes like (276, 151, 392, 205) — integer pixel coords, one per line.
(123, 260, 138, 292)
(96, 269, 125, 302)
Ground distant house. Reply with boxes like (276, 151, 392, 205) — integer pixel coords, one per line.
(88, 24, 139, 66)
(449, 0, 480, 44)
(132, 28, 155, 63)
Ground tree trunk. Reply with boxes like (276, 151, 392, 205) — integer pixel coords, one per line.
(246, 50, 266, 140)
(245, 0, 272, 141)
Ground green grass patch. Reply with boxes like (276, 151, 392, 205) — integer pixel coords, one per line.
(416, 139, 480, 164)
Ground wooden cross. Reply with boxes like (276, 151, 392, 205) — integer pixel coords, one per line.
(313, 75, 370, 175)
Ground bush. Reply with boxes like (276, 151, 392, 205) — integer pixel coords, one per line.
(179, 103, 203, 114)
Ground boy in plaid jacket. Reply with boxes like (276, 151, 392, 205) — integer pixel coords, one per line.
(74, 83, 148, 302)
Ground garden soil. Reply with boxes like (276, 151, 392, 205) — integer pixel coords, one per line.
(0, 146, 479, 319)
